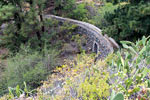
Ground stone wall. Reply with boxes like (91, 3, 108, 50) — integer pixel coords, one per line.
(44, 15, 114, 58)
(0, 15, 117, 58)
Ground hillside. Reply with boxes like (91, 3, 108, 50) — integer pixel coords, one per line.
(0, 0, 150, 100)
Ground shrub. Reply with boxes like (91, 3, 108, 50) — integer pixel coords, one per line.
(54, 0, 89, 21)
(69, 3, 88, 21)
(106, 36, 150, 99)
(0, 46, 58, 96)
(0, 75, 7, 96)
(77, 63, 110, 100)
(92, 3, 118, 28)
(54, 0, 76, 16)
(37, 53, 110, 100)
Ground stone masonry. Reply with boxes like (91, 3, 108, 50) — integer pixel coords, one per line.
(44, 15, 115, 58)
(0, 15, 118, 59)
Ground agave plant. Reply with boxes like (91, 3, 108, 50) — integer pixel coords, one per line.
(110, 90, 124, 100)
(108, 36, 150, 99)
(120, 36, 150, 56)
(8, 82, 36, 99)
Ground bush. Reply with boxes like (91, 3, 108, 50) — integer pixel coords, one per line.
(0, 46, 59, 96)
(54, 0, 76, 16)
(54, 0, 89, 21)
(0, 75, 7, 96)
(77, 63, 110, 100)
(68, 3, 88, 21)
(91, 3, 118, 28)
(106, 36, 150, 99)
(37, 53, 110, 100)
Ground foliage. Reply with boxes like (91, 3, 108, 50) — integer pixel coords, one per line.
(92, 3, 119, 28)
(71, 34, 87, 52)
(54, 0, 89, 21)
(110, 92, 124, 100)
(0, 0, 46, 52)
(0, 46, 59, 96)
(3, 36, 150, 99)
(107, 36, 150, 99)
(107, 0, 149, 4)
(102, 2, 150, 42)
(77, 62, 110, 100)
(0, 76, 7, 96)
(1, 0, 150, 99)
(106, 0, 126, 4)
(55, 0, 76, 12)
(54, 0, 75, 15)
(69, 3, 88, 21)
(7, 82, 36, 99)
(35, 53, 110, 100)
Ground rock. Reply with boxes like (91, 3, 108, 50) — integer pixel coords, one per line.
(15, 93, 25, 100)
(53, 80, 64, 88)
(85, 5, 97, 16)
(94, 3, 104, 7)
(19, 94, 25, 98)
(0, 48, 8, 55)
(61, 43, 80, 55)
(104, 34, 119, 49)
(0, 24, 7, 35)
(108, 37, 120, 49)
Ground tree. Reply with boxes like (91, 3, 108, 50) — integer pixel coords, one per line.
(102, 1, 150, 42)
(54, 0, 76, 16)
(0, 0, 46, 51)
(130, 0, 149, 4)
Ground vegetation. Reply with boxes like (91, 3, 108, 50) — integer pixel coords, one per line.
(0, 46, 59, 96)
(29, 36, 150, 100)
(91, 2, 119, 28)
(0, 0, 150, 100)
(102, 0, 150, 42)
(107, 36, 150, 99)
(54, 0, 88, 20)
(0, 0, 47, 51)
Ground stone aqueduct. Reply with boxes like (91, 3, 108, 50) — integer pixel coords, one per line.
(0, 15, 119, 59)
(44, 15, 118, 58)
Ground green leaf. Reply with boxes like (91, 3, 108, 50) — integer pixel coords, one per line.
(141, 68, 148, 79)
(24, 81, 28, 96)
(139, 46, 146, 55)
(121, 41, 134, 45)
(110, 90, 116, 100)
(148, 80, 150, 88)
(112, 93, 124, 100)
(122, 44, 137, 54)
(8, 87, 14, 99)
(16, 85, 21, 97)
(142, 36, 147, 46)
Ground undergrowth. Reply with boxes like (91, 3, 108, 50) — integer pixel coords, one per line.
(0, 45, 59, 97)
(26, 36, 150, 100)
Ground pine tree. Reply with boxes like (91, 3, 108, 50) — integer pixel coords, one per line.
(102, 0, 150, 42)
(0, 0, 46, 51)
